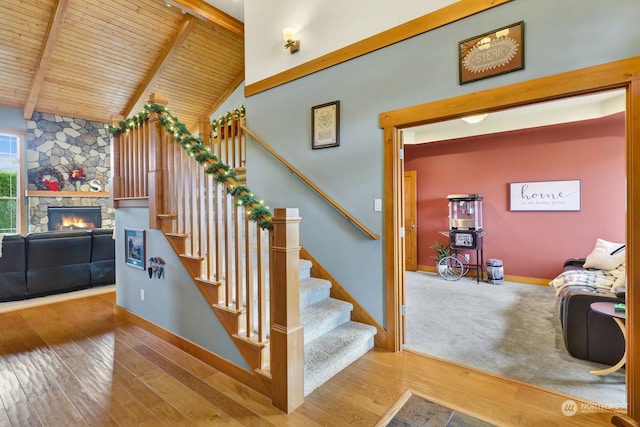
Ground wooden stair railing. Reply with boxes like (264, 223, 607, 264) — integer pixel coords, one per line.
(242, 125, 380, 240)
(109, 93, 304, 413)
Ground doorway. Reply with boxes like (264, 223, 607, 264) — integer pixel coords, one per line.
(381, 57, 640, 415)
(400, 91, 626, 404)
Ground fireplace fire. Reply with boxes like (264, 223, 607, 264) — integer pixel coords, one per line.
(48, 207, 101, 231)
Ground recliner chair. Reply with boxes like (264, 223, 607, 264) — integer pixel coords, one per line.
(558, 258, 625, 366)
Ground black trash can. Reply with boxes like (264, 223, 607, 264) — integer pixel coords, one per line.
(486, 258, 504, 285)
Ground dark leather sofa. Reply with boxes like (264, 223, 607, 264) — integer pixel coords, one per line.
(0, 229, 115, 302)
(558, 259, 625, 366)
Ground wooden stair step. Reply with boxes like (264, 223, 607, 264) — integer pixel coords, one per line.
(194, 277, 224, 306)
(179, 254, 205, 277)
(164, 232, 188, 253)
(157, 213, 176, 220)
(157, 214, 177, 233)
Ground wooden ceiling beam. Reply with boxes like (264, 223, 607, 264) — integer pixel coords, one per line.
(123, 14, 197, 118)
(23, 0, 71, 120)
(166, 0, 243, 36)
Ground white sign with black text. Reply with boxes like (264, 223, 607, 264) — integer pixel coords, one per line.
(509, 179, 581, 211)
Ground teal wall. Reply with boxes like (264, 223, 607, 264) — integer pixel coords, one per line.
(115, 208, 247, 369)
(116, 0, 640, 367)
(244, 0, 640, 325)
(0, 106, 26, 130)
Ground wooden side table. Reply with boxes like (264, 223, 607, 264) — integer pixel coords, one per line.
(589, 302, 626, 376)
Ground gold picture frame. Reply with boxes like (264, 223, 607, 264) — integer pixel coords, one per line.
(459, 21, 524, 85)
(311, 100, 340, 149)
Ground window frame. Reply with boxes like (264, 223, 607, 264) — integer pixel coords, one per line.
(0, 127, 26, 234)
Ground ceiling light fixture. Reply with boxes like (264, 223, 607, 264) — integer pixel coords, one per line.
(282, 27, 300, 54)
(461, 113, 489, 124)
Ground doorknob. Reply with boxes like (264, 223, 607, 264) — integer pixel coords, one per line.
(411, 224, 417, 229)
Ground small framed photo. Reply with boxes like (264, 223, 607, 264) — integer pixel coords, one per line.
(124, 228, 146, 270)
(459, 21, 524, 85)
(312, 100, 340, 149)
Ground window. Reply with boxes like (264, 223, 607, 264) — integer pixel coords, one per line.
(0, 133, 20, 234)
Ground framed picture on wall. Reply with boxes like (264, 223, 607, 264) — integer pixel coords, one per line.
(459, 21, 525, 85)
(124, 228, 146, 269)
(312, 100, 340, 149)
(509, 179, 581, 211)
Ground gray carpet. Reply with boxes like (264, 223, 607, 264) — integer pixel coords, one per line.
(404, 271, 626, 408)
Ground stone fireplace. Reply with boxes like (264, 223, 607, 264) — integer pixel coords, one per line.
(26, 111, 114, 233)
(48, 206, 102, 231)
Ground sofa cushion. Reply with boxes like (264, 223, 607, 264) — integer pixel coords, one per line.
(26, 231, 92, 295)
(0, 234, 27, 301)
(583, 238, 626, 270)
(90, 228, 115, 284)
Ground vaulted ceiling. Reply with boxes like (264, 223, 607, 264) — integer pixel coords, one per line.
(0, 0, 244, 130)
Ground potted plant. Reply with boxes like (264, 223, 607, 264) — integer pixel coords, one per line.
(431, 241, 450, 274)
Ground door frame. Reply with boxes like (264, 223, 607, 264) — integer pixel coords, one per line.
(380, 56, 640, 416)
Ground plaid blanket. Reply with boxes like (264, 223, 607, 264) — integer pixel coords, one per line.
(549, 264, 626, 295)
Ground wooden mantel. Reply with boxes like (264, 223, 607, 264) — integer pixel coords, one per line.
(26, 190, 109, 198)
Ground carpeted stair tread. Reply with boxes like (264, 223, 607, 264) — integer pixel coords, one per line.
(299, 259, 312, 280)
(300, 277, 331, 309)
(304, 321, 377, 396)
(301, 298, 353, 343)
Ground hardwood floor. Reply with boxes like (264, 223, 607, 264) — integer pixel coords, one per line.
(0, 292, 620, 426)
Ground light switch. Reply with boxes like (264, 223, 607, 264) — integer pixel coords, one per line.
(374, 199, 382, 211)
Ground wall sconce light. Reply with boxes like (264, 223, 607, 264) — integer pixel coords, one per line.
(461, 113, 489, 124)
(282, 27, 300, 54)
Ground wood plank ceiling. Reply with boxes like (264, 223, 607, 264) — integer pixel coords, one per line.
(0, 0, 244, 130)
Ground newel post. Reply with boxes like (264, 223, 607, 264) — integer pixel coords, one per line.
(147, 92, 168, 229)
(270, 208, 304, 413)
(109, 114, 124, 205)
(198, 115, 212, 148)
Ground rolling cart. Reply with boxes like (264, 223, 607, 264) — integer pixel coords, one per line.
(437, 194, 485, 283)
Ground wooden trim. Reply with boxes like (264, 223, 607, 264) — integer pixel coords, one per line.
(381, 56, 640, 417)
(113, 198, 149, 208)
(300, 246, 387, 348)
(22, 0, 70, 120)
(147, 93, 168, 230)
(417, 265, 551, 287)
(26, 190, 109, 198)
(244, 0, 511, 97)
(383, 126, 403, 351)
(381, 57, 640, 128)
(270, 208, 304, 413)
(243, 124, 379, 240)
(0, 126, 28, 235)
(627, 77, 640, 419)
(113, 305, 268, 395)
(167, 0, 244, 36)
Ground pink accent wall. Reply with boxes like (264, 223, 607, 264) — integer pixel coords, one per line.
(404, 113, 625, 280)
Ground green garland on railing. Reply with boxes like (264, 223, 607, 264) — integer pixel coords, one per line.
(107, 104, 273, 230)
(211, 106, 246, 135)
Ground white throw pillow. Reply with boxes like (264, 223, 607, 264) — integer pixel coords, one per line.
(583, 238, 626, 270)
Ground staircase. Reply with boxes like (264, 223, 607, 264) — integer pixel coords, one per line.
(109, 95, 378, 411)
(299, 259, 377, 395)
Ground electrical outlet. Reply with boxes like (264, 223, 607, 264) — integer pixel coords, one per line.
(463, 253, 470, 262)
(140, 289, 145, 301)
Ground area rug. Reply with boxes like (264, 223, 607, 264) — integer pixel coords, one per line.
(377, 390, 495, 427)
(403, 271, 626, 408)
